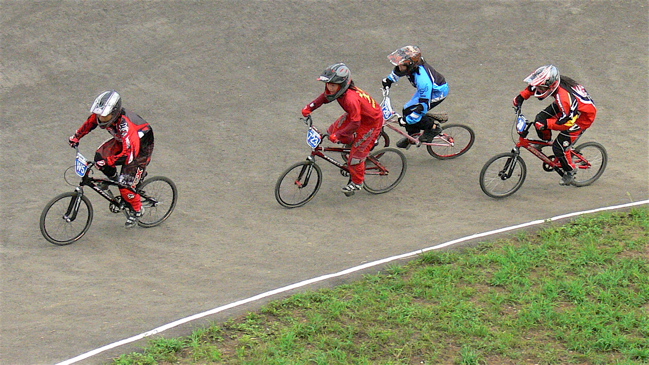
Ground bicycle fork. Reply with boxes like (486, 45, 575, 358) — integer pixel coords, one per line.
(295, 157, 316, 188)
(64, 188, 85, 222)
(499, 149, 521, 180)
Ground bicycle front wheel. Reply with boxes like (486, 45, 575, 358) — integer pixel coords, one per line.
(363, 147, 407, 194)
(427, 124, 475, 159)
(137, 176, 178, 228)
(275, 161, 322, 208)
(40, 191, 94, 245)
(571, 142, 607, 187)
(479, 152, 527, 198)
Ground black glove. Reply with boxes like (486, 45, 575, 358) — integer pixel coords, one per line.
(381, 78, 393, 89)
(513, 94, 525, 109)
(68, 135, 80, 148)
(398, 117, 407, 127)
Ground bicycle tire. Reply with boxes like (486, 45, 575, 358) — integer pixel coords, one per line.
(40, 191, 94, 245)
(426, 123, 475, 159)
(571, 142, 607, 187)
(136, 176, 178, 228)
(375, 130, 390, 149)
(479, 152, 527, 198)
(363, 147, 407, 194)
(275, 160, 322, 208)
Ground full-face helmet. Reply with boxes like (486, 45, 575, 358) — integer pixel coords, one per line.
(524, 65, 560, 100)
(318, 63, 352, 101)
(388, 45, 422, 73)
(90, 90, 122, 128)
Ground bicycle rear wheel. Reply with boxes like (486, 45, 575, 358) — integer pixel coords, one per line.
(479, 152, 527, 198)
(363, 147, 407, 194)
(137, 176, 178, 227)
(426, 124, 475, 159)
(40, 191, 94, 245)
(275, 160, 322, 208)
(571, 142, 607, 187)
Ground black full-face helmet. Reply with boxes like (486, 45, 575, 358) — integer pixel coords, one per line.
(317, 63, 352, 101)
(90, 90, 122, 128)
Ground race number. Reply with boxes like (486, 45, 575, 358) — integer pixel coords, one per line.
(306, 128, 321, 149)
(75, 153, 88, 177)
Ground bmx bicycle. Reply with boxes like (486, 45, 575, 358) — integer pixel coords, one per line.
(274, 115, 407, 208)
(39, 147, 178, 245)
(479, 109, 607, 198)
(379, 86, 475, 159)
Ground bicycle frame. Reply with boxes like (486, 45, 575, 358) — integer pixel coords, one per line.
(66, 148, 138, 218)
(301, 115, 389, 175)
(512, 111, 591, 174)
(380, 87, 455, 148)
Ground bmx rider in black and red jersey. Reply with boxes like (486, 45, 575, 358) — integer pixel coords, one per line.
(68, 90, 154, 227)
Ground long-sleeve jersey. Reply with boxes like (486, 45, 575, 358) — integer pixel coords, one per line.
(74, 109, 152, 165)
(307, 86, 383, 141)
(520, 82, 597, 130)
(386, 62, 448, 124)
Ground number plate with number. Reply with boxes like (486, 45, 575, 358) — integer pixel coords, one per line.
(306, 128, 321, 149)
(75, 153, 88, 177)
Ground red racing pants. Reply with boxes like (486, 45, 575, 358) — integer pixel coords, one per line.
(327, 114, 382, 185)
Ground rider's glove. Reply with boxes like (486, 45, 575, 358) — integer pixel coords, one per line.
(398, 117, 407, 127)
(328, 134, 340, 143)
(513, 94, 525, 109)
(68, 135, 80, 148)
(95, 159, 107, 167)
(302, 103, 315, 117)
(534, 120, 547, 131)
(381, 78, 393, 89)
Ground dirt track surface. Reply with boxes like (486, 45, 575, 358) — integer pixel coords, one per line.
(1, 1, 647, 364)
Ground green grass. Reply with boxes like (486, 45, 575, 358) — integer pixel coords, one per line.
(112, 207, 648, 365)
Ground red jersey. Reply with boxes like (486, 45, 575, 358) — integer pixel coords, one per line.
(75, 109, 152, 165)
(309, 86, 383, 141)
(521, 82, 597, 131)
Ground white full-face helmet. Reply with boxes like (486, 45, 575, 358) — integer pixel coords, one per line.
(524, 65, 560, 100)
(90, 90, 122, 128)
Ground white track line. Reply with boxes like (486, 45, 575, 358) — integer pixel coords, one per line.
(56, 199, 648, 365)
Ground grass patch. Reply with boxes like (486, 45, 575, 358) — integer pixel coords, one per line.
(111, 207, 648, 365)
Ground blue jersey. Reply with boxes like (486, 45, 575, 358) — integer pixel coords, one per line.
(387, 62, 449, 124)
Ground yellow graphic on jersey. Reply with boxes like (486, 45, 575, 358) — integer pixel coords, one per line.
(355, 88, 377, 108)
(564, 114, 579, 128)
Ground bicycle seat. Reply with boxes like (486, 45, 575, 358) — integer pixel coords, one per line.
(426, 112, 448, 123)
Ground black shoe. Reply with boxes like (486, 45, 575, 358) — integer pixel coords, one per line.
(125, 209, 144, 228)
(559, 170, 576, 186)
(396, 137, 412, 148)
(419, 130, 435, 143)
(420, 125, 443, 143)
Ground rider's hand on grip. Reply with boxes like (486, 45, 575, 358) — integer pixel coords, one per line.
(381, 78, 393, 89)
(302, 104, 314, 117)
(95, 159, 106, 167)
(328, 133, 339, 143)
(398, 117, 407, 127)
(513, 94, 525, 109)
(68, 135, 79, 148)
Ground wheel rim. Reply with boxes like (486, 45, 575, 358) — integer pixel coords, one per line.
(275, 162, 322, 207)
(363, 148, 406, 194)
(137, 177, 177, 227)
(480, 154, 526, 198)
(40, 193, 93, 245)
(427, 124, 474, 159)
